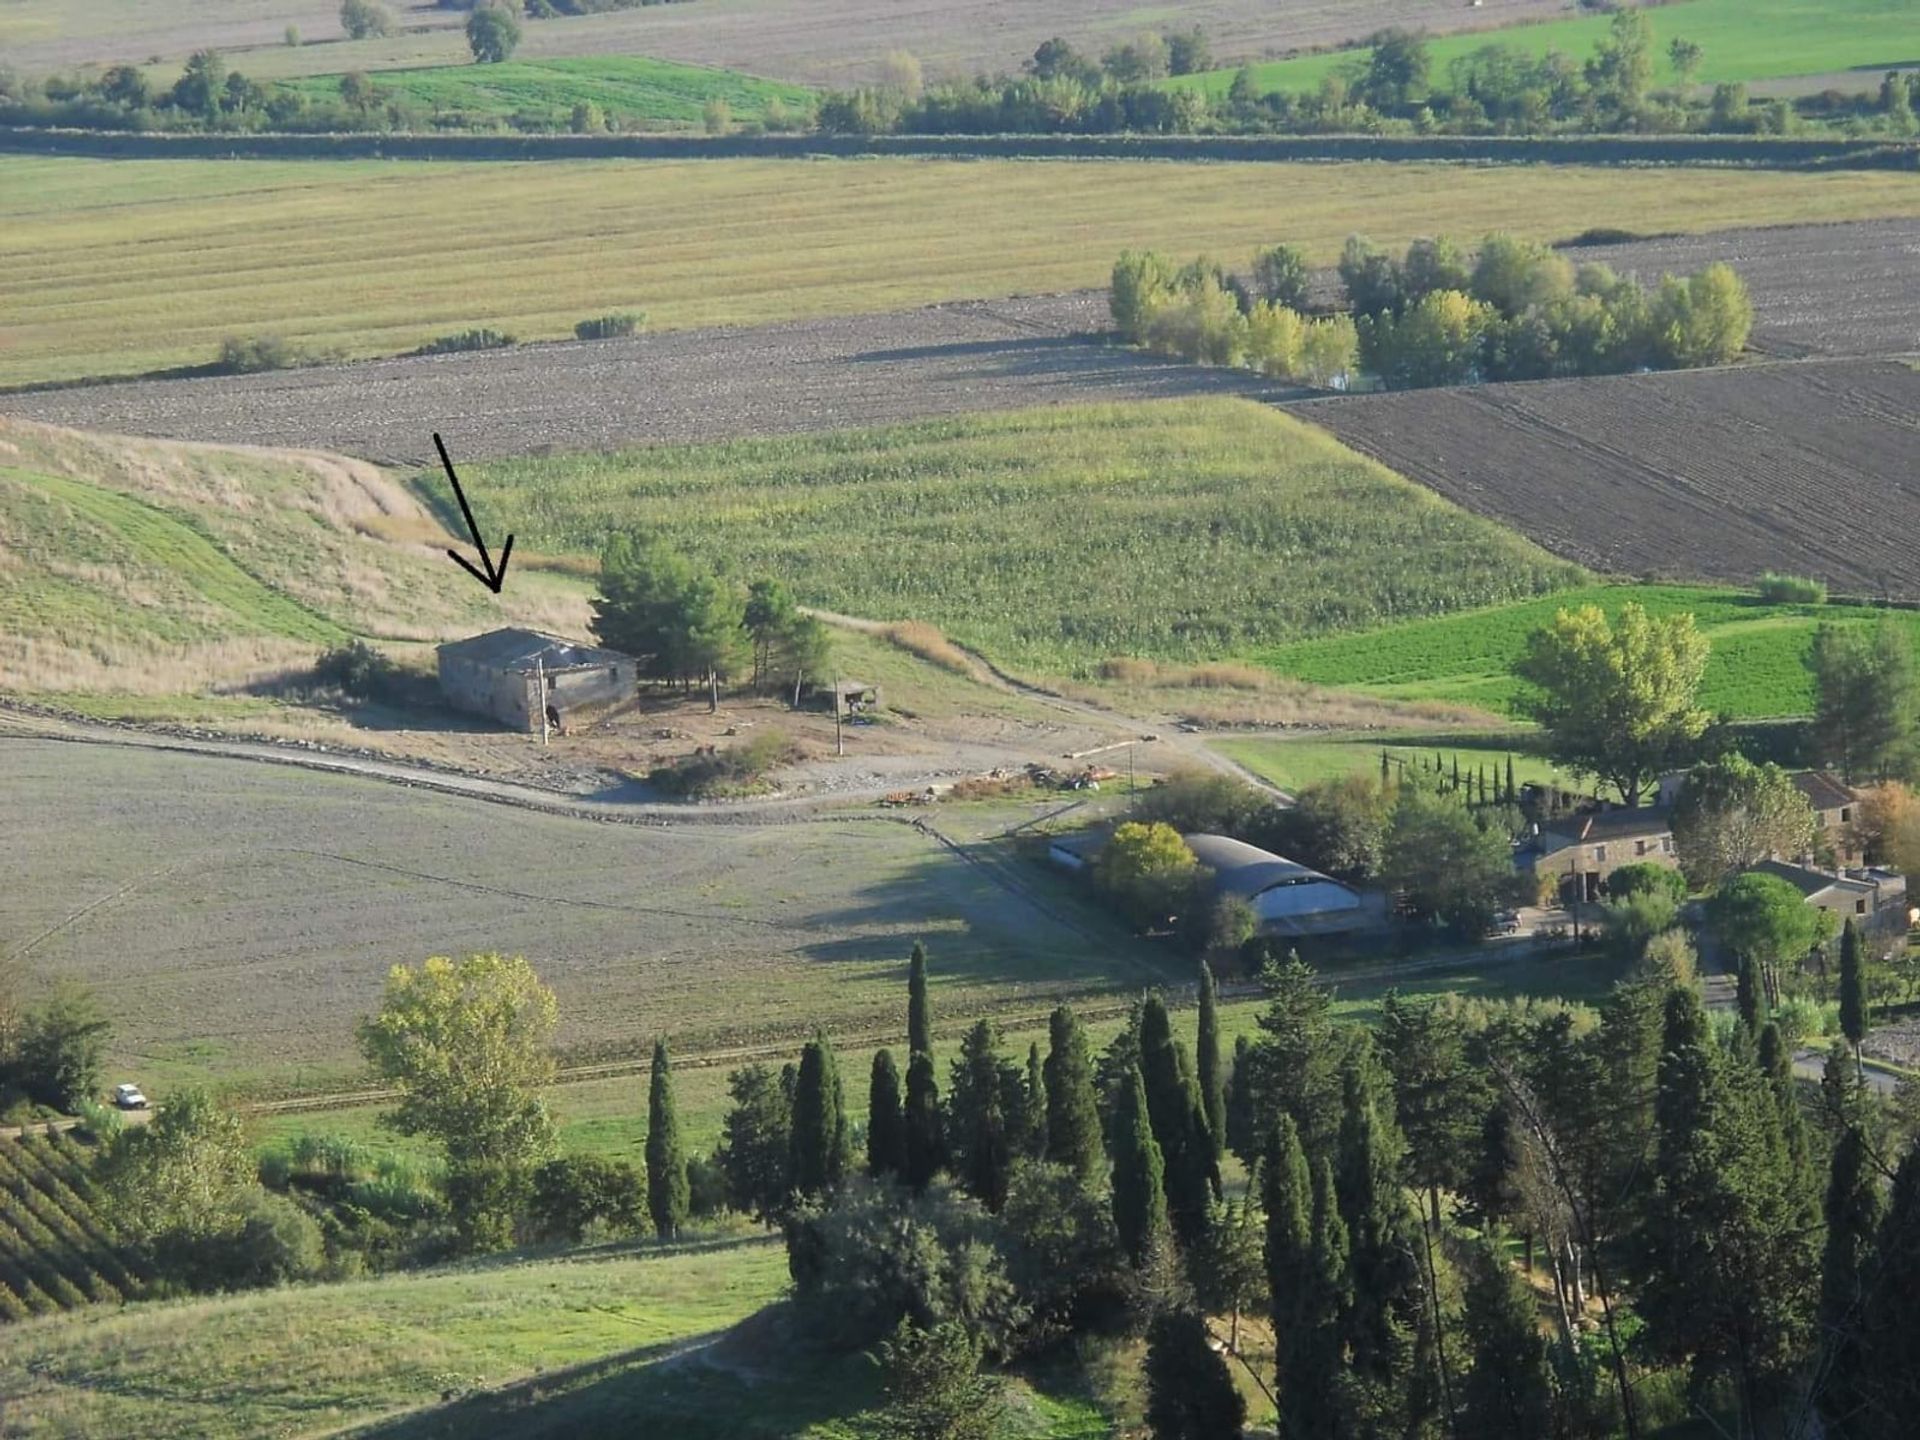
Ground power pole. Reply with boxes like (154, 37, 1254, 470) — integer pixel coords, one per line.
(834, 674, 844, 757)
(536, 655, 549, 748)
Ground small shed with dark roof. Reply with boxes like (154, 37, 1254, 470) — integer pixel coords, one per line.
(436, 628, 638, 732)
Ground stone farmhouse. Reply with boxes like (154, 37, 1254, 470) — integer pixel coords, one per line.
(1519, 806, 1678, 904)
(436, 628, 638, 733)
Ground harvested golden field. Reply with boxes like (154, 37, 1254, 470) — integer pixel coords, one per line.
(7, 155, 1920, 385)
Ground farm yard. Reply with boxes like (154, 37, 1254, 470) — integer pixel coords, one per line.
(0, 738, 1155, 1093)
(2, 294, 1283, 464)
(16, 217, 1917, 460)
(1255, 582, 1920, 717)
(8, 155, 1920, 387)
(1286, 359, 1920, 602)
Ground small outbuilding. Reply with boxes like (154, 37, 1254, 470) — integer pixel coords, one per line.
(811, 679, 882, 719)
(436, 628, 638, 733)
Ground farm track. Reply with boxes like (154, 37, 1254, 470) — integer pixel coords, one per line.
(1285, 357, 1920, 599)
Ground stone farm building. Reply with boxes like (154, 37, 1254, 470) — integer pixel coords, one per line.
(1520, 805, 1678, 903)
(1747, 859, 1912, 941)
(436, 628, 638, 733)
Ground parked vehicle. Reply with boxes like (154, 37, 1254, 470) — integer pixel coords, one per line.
(1488, 910, 1522, 936)
(111, 1083, 148, 1110)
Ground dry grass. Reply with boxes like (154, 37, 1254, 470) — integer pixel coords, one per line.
(883, 621, 988, 681)
(1098, 656, 1273, 690)
(8, 155, 1920, 384)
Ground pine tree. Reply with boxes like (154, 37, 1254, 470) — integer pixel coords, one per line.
(1818, 1122, 1884, 1435)
(789, 1033, 847, 1199)
(1110, 1064, 1168, 1267)
(645, 1038, 688, 1240)
(1024, 1041, 1047, 1160)
(1856, 1139, 1920, 1438)
(903, 1049, 945, 1191)
(1144, 1308, 1246, 1440)
(908, 942, 932, 1059)
(948, 1019, 1013, 1212)
(1139, 994, 1216, 1246)
(1043, 1005, 1103, 1184)
(1195, 961, 1225, 1158)
(1839, 918, 1867, 1075)
(1458, 1239, 1555, 1439)
(867, 1048, 907, 1180)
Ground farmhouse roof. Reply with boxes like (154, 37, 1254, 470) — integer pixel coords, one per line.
(1047, 829, 1109, 861)
(1791, 770, 1857, 813)
(1182, 833, 1352, 901)
(1749, 859, 1874, 902)
(1539, 805, 1674, 846)
(436, 628, 631, 674)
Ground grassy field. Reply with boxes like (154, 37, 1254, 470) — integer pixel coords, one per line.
(0, 417, 589, 692)
(464, 399, 1585, 676)
(8, 156, 1920, 385)
(1256, 583, 1920, 718)
(282, 56, 814, 128)
(0, 1233, 793, 1438)
(1171, 0, 1919, 98)
(1211, 735, 1575, 795)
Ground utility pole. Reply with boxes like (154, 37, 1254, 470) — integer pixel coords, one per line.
(834, 673, 844, 757)
(536, 655, 549, 748)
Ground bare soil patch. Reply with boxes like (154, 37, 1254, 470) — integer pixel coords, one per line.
(1562, 219, 1920, 359)
(1286, 358, 1920, 597)
(2, 294, 1282, 464)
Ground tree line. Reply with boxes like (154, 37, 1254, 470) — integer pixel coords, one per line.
(1111, 232, 1752, 391)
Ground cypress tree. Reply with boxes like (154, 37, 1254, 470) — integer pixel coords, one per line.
(1195, 961, 1225, 1158)
(1451, 755, 1461, 791)
(1139, 994, 1215, 1246)
(1758, 1021, 1818, 1230)
(1818, 1122, 1884, 1434)
(1223, 1033, 1257, 1165)
(1505, 754, 1516, 806)
(1265, 1116, 1323, 1435)
(789, 1033, 846, 1199)
(1737, 953, 1765, 1033)
(1857, 1140, 1920, 1438)
(1458, 1239, 1555, 1439)
(1110, 1063, 1168, 1267)
(907, 941, 932, 1059)
(867, 1048, 907, 1180)
(1144, 1309, 1246, 1440)
(645, 1038, 688, 1240)
(1024, 1041, 1047, 1160)
(949, 1019, 1012, 1212)
(1839, 918, 1866, 1075)
(1043, 1005, 1103, 1184)
(1334, 1048, 1424, 1410)
(903, 1049, 944, 1191)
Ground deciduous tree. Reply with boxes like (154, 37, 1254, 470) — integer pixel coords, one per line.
(1672, 754, 1818, 888)
(465, 1, 521, 63)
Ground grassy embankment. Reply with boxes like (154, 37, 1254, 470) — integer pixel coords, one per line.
(464, 398, 1587, 678)
(8, 155, 1920, 385)
(281, 55, 814, 128)
(1170, 0, 1920, 98)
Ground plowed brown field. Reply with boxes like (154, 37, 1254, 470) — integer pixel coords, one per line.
(1286, 358, 1920, 598)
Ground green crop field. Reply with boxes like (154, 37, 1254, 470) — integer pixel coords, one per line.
(1170, 0, 1918, 99)
(461, 398, 1586, 677)
(0, 1233, 793, 1438)
(282, 56, 813, 128)
(1256, 583, 1920, 719)
(7, 155, 1920, 385)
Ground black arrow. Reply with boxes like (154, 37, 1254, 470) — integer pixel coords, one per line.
(434, 432, 513, 595)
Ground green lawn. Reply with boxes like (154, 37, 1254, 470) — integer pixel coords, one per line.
(1170, 0, 1919, 99)
(463, 398, 1585, 677)
(1255, 583, 1920, 719)
(0, 1234, 792, 1438)
(1213, 735, 1577, 796)
(9, 154, 1920, 385)
(283, 55, 813, 128)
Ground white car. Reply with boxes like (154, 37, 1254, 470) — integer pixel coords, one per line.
(111, 1083, 148, 1110)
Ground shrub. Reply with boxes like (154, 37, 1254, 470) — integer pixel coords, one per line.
(1606, 861, 1688, 903)
(411, 327, 516, 356)
(339, 0, 395, 39)
(215, 334, 326, 374)
(702, 96, 732, 135)
(1757, 572, 1827, 605)
(573, 311, 645, 341)
(310, 640, 407, 704)
(686, 1151, 728, 1217)
(648, 730, 802, 800)
(528, 1154, 642, 1242)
